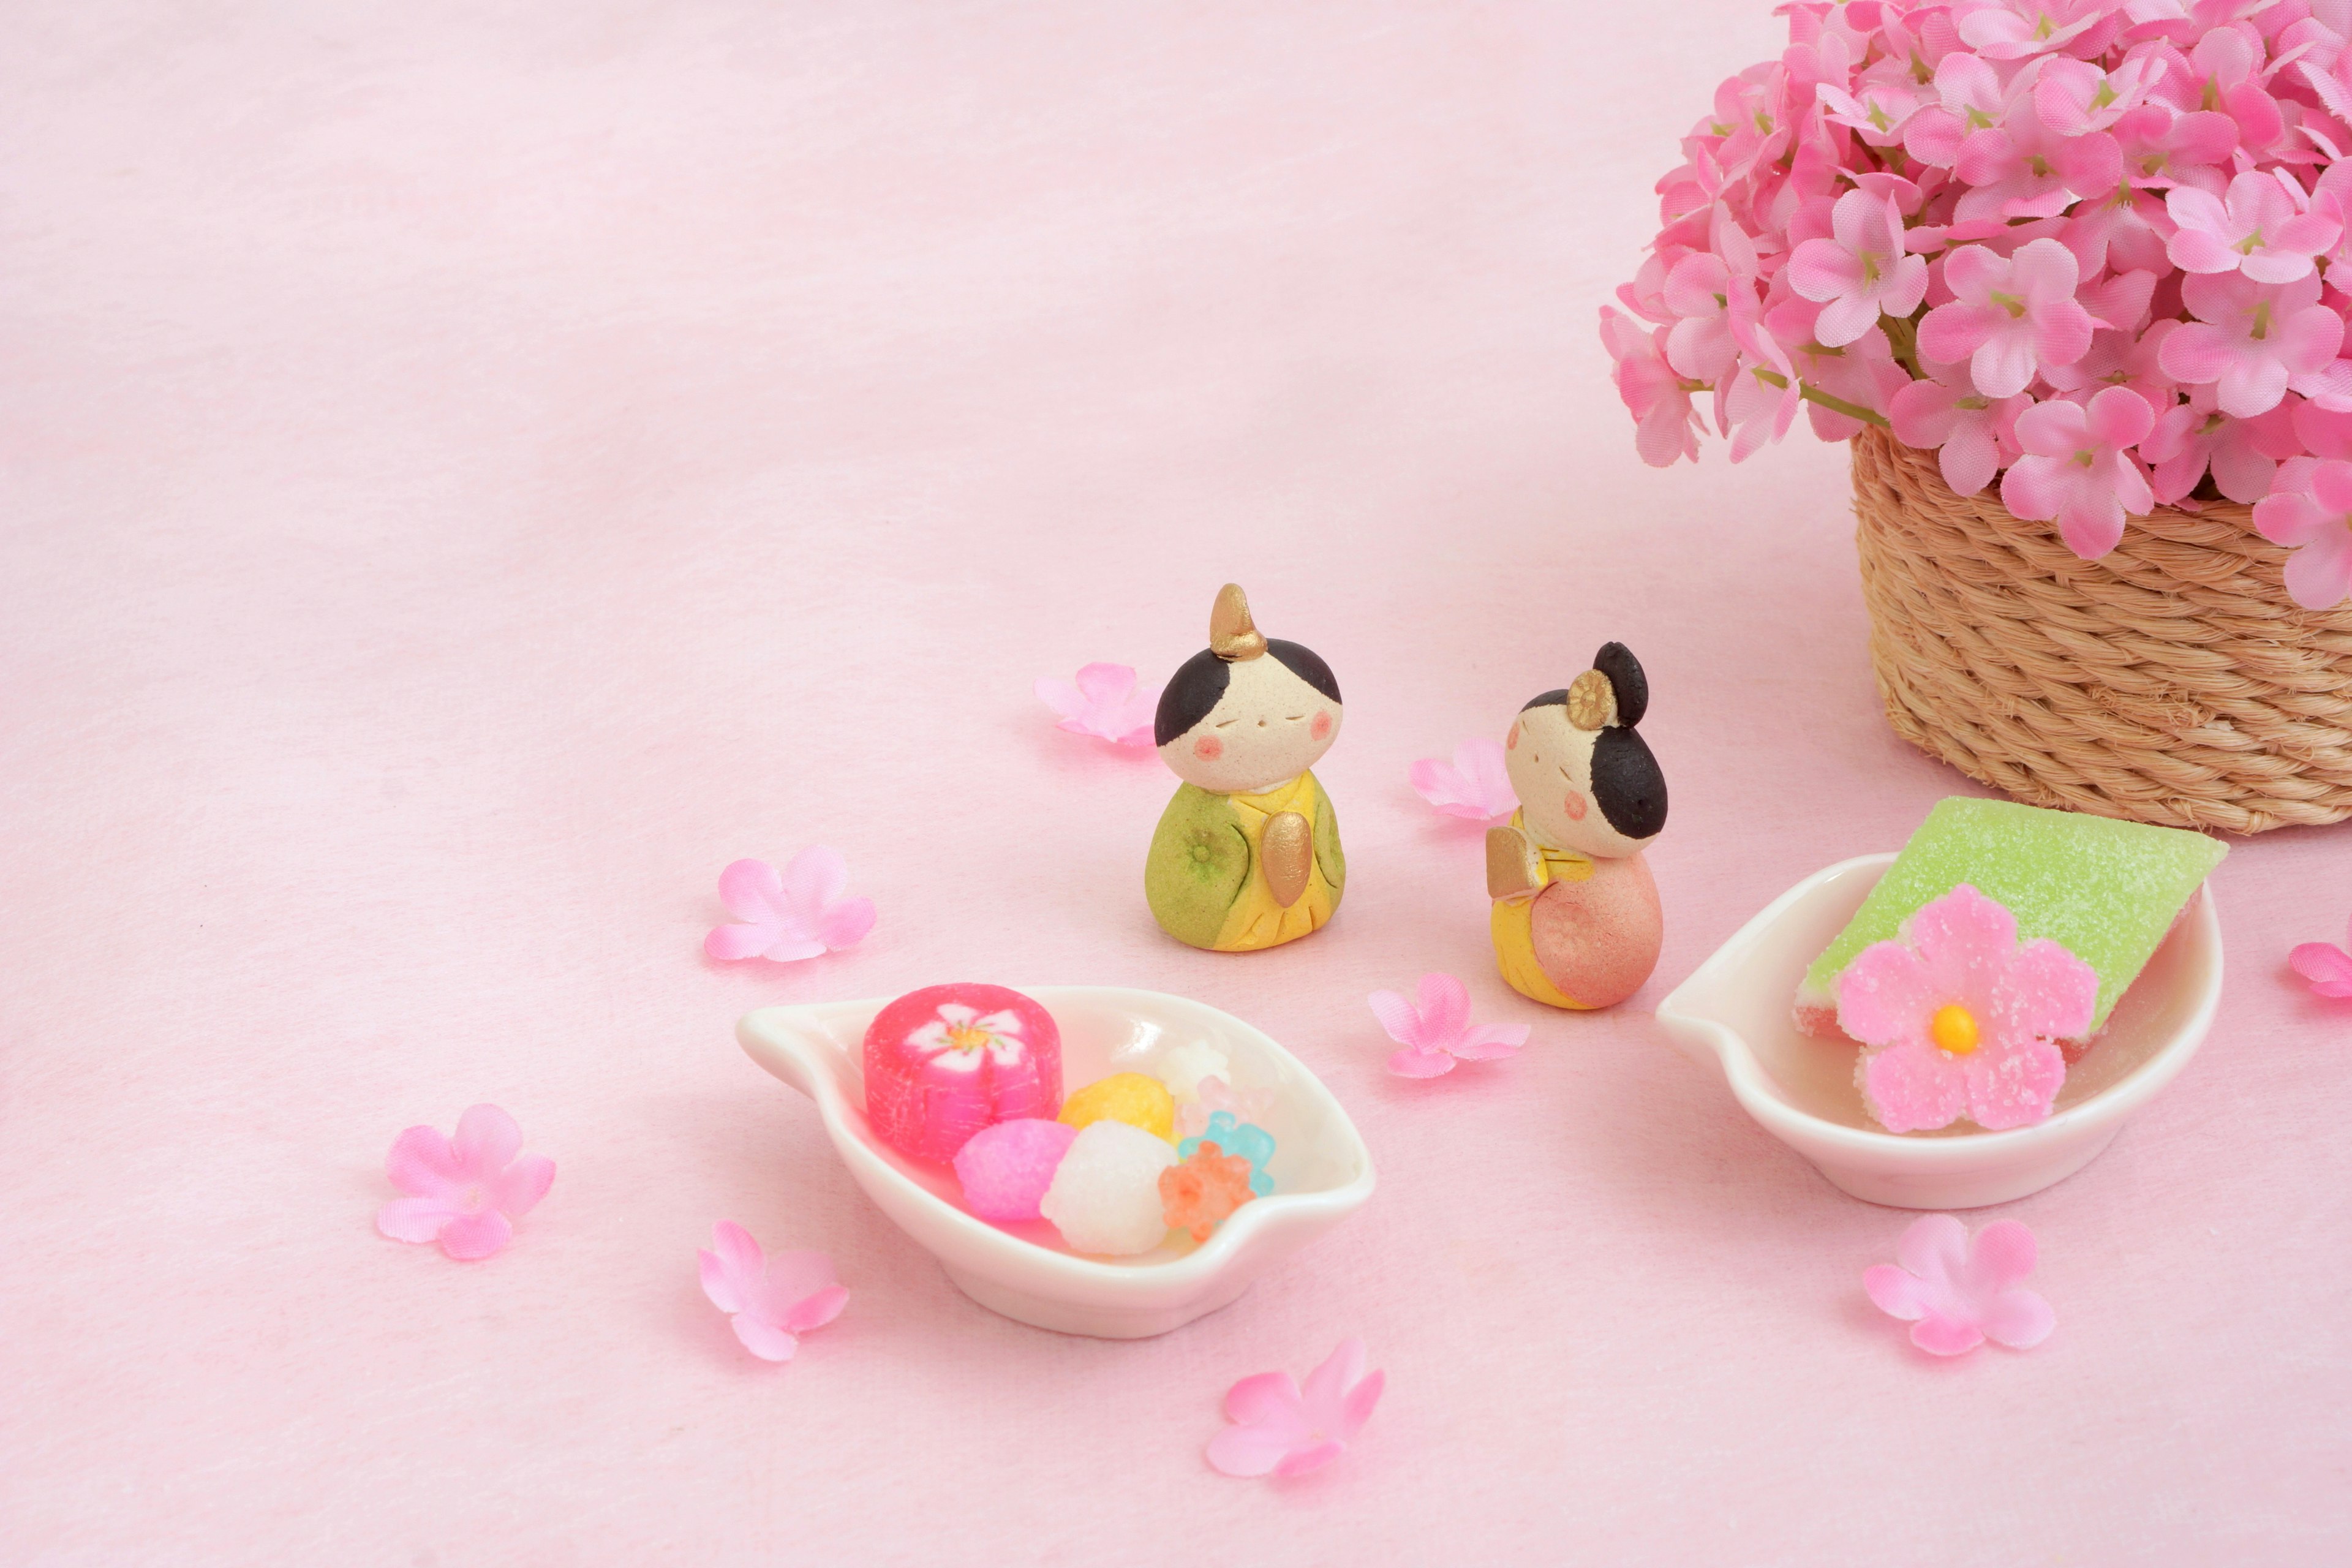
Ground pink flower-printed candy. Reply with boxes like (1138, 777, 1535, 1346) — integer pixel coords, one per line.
(953, 1117, 1078, 1223)
(863, 984, 1063, 1164)
(1837, 884, 2099, 1134)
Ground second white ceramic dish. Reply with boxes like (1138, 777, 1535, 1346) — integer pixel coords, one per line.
(738, 986, 1376, 1338)
(1654, 853, 2222, 1208)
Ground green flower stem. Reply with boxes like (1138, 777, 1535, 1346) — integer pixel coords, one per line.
(1751, 369, 1893, 428)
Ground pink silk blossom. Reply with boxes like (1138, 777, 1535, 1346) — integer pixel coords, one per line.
(2000, 386, 2158, 557)
(2253, 455, 2352, 608)
(1407, 738, 1517, 823)
(1204, 1340, 1385, 1479)
(1918, 239, 2098, 399)
(2109, 102, 2236, 195)
(1370, 972, 1530, 1078)
(1789, 189, 1929, 347)
(2289, 916, 2352, 998)
(1865, 1215, 2056, 1357)
(2158, 270, 2345, 418)
(1035, 662, 1161, 748)
(1958, 0, 2119, 62)
(698, 1222, 848, 1363)
(1890, 360, 2028, 496)
(2167, 170, 2342, 283)
(377, 1104, 556, 1262)
(1837, 883, 2098, 1134)
(705, 848, 876, 963)
(2034, 56, 2154, 138)
(1599, 0, 2352, 578)
(2140, 388, 2298, 505)
(1600, 307, 1701, 467)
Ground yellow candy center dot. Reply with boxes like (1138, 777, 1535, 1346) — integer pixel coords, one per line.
(945, 1023, 991, 1052)
(1931, 1004, 1979, 1055)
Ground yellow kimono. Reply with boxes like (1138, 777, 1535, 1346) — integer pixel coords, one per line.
(1490, 809, 1596, 1009)
(1145, 771, 1345, 952)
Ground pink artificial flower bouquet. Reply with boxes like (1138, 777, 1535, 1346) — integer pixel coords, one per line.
(1602, 0, 2352, 609)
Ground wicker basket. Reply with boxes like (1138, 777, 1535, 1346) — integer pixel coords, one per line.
(1850, 425, 2352, 834)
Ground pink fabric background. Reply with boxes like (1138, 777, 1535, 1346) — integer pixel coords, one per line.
(5, 2, 2348, 1561)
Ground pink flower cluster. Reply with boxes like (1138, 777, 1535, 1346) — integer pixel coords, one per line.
(1602, 0, 2352, 608)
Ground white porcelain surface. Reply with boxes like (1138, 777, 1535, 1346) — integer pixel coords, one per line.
(1654, 854, 2223, 1209)
(737, 986, 1376, 1338)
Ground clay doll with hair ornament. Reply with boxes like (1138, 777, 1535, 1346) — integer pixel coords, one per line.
(1487, 643, 1666, 1009)
(1145, 584, 1346, 952)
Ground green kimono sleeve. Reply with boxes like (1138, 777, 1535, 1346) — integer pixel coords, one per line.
(1145, 783, 1251, 949)
(1312, 773, 1345, 904)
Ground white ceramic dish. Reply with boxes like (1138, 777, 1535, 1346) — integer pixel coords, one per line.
(737, 986, 1376, 1338)
(1654, 853, 2222, 1209)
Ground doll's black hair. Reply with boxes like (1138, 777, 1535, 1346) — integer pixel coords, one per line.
(1520, 642, 1666, 840)
(1153, 640, 1341, 747)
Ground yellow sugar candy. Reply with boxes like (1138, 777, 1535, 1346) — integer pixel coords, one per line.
(1057, 1072, 1176, 1143)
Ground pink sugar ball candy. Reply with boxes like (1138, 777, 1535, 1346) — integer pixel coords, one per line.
(863, 983, 1063, 1164)
(953, 1118, 1079, 1222)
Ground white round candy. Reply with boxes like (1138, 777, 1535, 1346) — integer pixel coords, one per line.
(1039, 1120, 1178, 1257)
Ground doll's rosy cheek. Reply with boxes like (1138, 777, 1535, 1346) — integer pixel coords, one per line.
(1564, 791, 1588, 821)
(1193, 736, 1224, 761)
(1311, 711, 1332, 741)
(1507, 722, 1520, 750)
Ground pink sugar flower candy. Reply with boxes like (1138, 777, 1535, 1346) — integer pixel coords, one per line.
(1865, 1214, 2055, 1357)
(1838, 884, 2098, 1134)
(1205, 1339, 1385, 1479)
(1175, 1075, 1278, 1140)
(2290, 917, 2352, 998)
(697, 1221, 848, 1363)
(376, 1104, 556, 1262)
(1407, 737, 1517, 823)
(1036, 662, 1161, 748)
(704, 848, 876, 963)
(1371, 973, 1530, 1079)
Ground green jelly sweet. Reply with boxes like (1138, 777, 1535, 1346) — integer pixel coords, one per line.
(1796, 797, 2226, 1038)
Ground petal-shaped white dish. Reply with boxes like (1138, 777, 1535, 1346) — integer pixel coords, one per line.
(737, 986, 1376, 1338)
(1655, 853, 2222, 1208)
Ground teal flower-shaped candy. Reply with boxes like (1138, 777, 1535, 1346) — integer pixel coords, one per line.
(1178, 1110, 1274, 1196)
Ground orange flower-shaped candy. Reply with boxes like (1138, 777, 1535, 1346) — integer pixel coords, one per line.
(1158, 1140, 1257, 1243)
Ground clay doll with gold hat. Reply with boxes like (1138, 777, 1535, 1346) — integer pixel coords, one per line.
(1487, 643, 1665, 1009)
(1146, 584, 1346, 951)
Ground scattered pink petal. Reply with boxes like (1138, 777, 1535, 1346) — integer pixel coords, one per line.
(704, 847, 876, 963)
(1370, 973, 1531, 1079)
(2290, 917, 2352, 998)
(1407, 738, 1517, 823)
(1175, 1075, 1278, 1140)
(375, 1104, 556, 1262)
(1036, 662, 1162, 748)
(1864, 1215, 2055, 1357)
(697, 1221, 849, 1363)
(1204, 1340, 1385, 1478)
